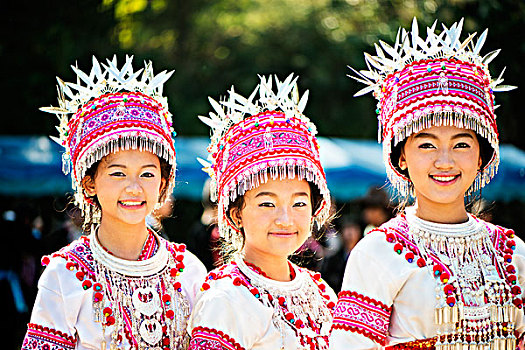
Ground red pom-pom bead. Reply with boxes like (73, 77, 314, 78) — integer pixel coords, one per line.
(444, 284, 454, 295)
(176, 255, 184, 262)
(446, 296, 456, 306)
(313, 273, 321, 281)
(162, 294, 171, 303)
(163, 337, 170, 346)
(106, 315, 115, 326)
(433, 265, 443, 277)
(507, 240, 516, 250)
(170, 268, 178, 277)
(417, 258, 426, 267)
(278, 296, 286, 306)
(513, 298, 523, 308)
(174, 282, 181, 290)
(201, 282, 210, 291)
(295, 319, 304, 328)
(103, 307, 112, 316)
(82, 280, 92, 290)
(385, 233, 395, 243)
(327, 301, 336, 309)
(512, 285, 522, 295)
(504, 254, 513, 263)
(507, 265, 516, 274)
(233, 277, 242, 286)
(405, 252, 414, 263)
(75, 271, 85, 281)
(285, 312, 294, 321)
(93, 292, 104, 302)
(41, 256, 50, 266)
(440, 272, 450, 283)
(166, 310, 175, 319)
(394, 243, 403, 254)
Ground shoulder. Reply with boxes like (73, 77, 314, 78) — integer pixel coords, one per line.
(352, 215, 412, 261)
(40, 236, 96, 287)
(191, 263, 272, 324)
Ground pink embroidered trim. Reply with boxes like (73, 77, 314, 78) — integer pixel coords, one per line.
(332, 291, 391, 346)
(190, 326, 245, 350)
(22, 323, 77, 350)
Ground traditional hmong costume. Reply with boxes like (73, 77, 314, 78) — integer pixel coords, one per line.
(22, 56, 206, 350)
(188, 75, 337, 349)
(329, 19, 524, 349)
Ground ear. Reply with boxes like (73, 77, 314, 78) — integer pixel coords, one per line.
(158, 177, 167, 202)
(229, 207, 243, 228)
(478, 155, 483, 169)
(398, 149, 407, 171)
(82, 176, 97, 197)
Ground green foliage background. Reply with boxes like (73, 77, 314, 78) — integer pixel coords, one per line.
(3, 0, 525, 149)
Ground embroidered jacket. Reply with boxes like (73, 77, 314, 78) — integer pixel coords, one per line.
(22, 234, 206, 350)
(189, 260, 337, 350)
(329, 213, 525, 349)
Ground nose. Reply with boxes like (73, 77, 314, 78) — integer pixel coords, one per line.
(434, 148, 454, 169)
(275, 206, 293, 228)
(125, 177, 143, 195)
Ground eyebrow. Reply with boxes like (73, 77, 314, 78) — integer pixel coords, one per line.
(254, 191, 310, 198)
(413, 132, 475, 140)
(106, 164, 159, 169)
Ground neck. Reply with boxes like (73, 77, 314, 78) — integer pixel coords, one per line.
(97, 219, 150, 260)
(243, 250, 291, 282)
(412, 198, 469, 224)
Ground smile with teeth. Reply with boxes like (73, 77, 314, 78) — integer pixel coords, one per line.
(430, 174, 459, 182)
(119, 200, 146, 207)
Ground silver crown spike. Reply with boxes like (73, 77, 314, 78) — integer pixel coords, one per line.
(348, 17, 514, 101)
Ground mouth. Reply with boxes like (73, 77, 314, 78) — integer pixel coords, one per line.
(429, 174, 460, 185)
(269, 231, 298, 238)
(118, 200, 146, 209)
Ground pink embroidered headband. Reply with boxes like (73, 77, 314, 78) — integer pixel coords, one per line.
(349, 18, 516, 197)
(198, 74, 330, 245)
(41, 55, 176, 216)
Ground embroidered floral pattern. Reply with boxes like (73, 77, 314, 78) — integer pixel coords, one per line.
(190, 326, 245, 350)
(332, 291, 391, 346)
(22, 323, 77, 350)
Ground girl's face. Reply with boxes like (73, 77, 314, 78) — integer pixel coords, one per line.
(84, 150, 166, 229)
(231, 178, 313, 261)
(399, 125, 482, 211)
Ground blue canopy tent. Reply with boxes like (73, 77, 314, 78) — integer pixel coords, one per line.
(0, 135, 524, 202)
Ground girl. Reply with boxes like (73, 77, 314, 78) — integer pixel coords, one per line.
(22, 56, 206, 350)
(188, 75, 337, 349)
(329, 19, 525, 349)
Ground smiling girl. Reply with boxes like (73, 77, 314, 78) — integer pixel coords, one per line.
(329, 19, 525, 349)
(188, 75, 337, 349)
(22, 56, 206, 350)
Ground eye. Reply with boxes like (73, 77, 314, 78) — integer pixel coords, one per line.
(258, 202, 275, 208)
(418, 142, 435, 149)
(141, 171, 156, 178)
(293, 201, 308, 207)
(109, 171, 126, 177)
(454, 142, 471, 149)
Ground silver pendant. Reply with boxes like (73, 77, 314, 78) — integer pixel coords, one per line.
(132, 287, 161, 317)
(139, 318, 162, 345)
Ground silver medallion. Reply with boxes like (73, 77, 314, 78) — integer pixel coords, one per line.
(139, 318, 163, 345)
(132, 286, 161, 317)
